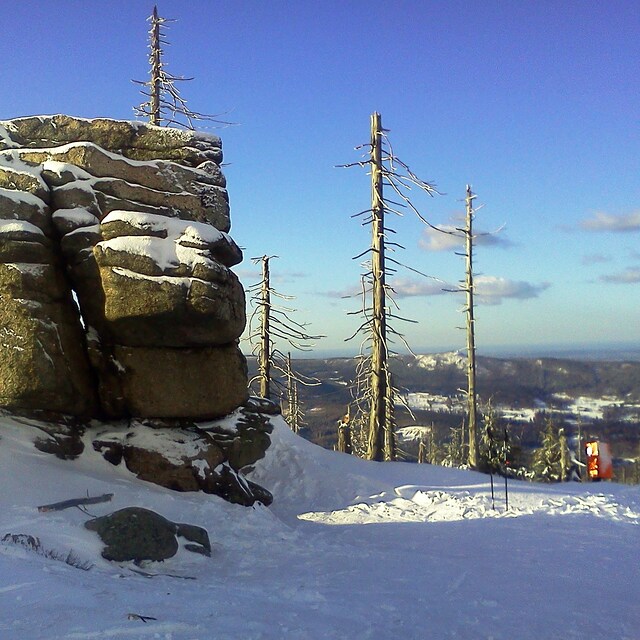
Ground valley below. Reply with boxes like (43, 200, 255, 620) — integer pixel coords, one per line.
(247, 351, 640, 482)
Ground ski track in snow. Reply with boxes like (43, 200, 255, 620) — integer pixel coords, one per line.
(0, 415, 638, 640)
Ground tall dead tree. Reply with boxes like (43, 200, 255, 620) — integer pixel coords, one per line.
(246, 255, 322, 418)
(343, 112, 439, 462)
(442, 185, 491, 468)
(133, 5, 229, 129)
(463, 185, 479, 468)
(257, 255, 272, 399)
(368, 111, 388, 461)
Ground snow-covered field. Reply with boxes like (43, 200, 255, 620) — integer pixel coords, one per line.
(1, 414, 638, 639)
(402, 390, 640, 424)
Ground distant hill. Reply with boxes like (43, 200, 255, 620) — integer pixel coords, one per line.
(246, 352, 640, 456)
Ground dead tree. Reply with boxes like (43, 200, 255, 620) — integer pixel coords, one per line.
(336, 409, 353, 454)
(256, 255, 272, 399)
(367, 111, 388, 460)
(133, 6, 229, 129)
(342, 112, 439, 461)
(246, 256, 322, 420)
(283, 352, 302, 433)
(463, 185, 479, 468)
(443, 185, 492, 468)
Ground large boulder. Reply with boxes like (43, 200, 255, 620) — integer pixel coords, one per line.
(95, 343, 248, 419)
(92, 421, 272, 506)
(0, 206, 97, 417)
(0, 188, 52, 234)
(89, 261, 245, 349)
(203, 404, 275, 471)
(85, 507, 211, 563)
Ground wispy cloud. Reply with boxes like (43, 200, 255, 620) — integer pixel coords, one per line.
(599, 268, 640, 284)
(419, 224, 512, 252)
(325, 275, 549, 306)
(581, 253, 612, 266)
(235, 268, 308, 286)
(324, 279, 447, 300)
(473, 276, 551, 306)
(580, 210, 640, 232)
(390, 278, 448, 298)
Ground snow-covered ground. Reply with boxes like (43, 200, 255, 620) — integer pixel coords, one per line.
(1, 414, 638, 639)
(402, 390, 640, 425)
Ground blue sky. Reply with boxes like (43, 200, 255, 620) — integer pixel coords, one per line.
(2, 1, 639, 356)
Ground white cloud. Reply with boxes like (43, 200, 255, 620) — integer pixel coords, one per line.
(473, 275, 550, 305)
(419, 225, 463, 252)
(599, 268, 640, 284)
(390, 278, 448, 298)
(326, 278, 448, 299)
(419, 225, 512, 252)
(580, 210, 640, 232)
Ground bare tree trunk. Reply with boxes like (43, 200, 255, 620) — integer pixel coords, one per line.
(259, 256, 271, 399)
(465, 185, 478, 468)
(384, 371, 396, 461)
(367, 112, 388, 462)
(337, 422, 352, 454)
(418, 439, 427, 463)
(149, 6, 161, 126)
(284, 352, 300, 433)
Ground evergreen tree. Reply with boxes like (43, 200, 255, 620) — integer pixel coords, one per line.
(442, 423, 465, 467)
(532, 418, 571, 482)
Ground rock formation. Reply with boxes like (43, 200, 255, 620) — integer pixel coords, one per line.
(0, 115, 273, 506)
(0, 115, 247, 420)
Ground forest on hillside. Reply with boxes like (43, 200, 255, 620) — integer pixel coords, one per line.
(246, 353, 640, 484)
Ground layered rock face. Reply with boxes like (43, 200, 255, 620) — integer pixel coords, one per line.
(0, 115, 247, 420)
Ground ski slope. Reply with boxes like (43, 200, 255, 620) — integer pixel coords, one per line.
(0, 414, 638, 639)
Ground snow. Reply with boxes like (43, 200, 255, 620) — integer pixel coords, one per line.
(109, 265, 212, 288)
(102, 210, 225, 246)
(414, 351, 466, 371)
(42, 159, 94, 182)
(0, 186, 47, 209)
(0, 414, 639, 639)
(97, 211, 230, 276)
(0, 219, 46, 237)
(52, 208, 100, 228)
(396, 425, 432, 443)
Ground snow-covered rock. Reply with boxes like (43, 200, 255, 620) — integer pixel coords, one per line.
(0, 114, 247, 420)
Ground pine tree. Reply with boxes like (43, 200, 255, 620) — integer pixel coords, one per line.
(532, 418, 570, 482)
